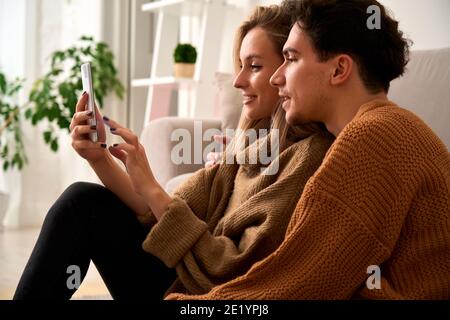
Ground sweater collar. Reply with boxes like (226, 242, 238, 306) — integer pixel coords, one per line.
(353, 99, 398, 120)
(234, 133, 278, 172)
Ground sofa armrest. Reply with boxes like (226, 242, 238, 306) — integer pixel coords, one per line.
(140, 117, 222, 187)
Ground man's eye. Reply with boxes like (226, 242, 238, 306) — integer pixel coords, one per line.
(251, 65, 262, 70)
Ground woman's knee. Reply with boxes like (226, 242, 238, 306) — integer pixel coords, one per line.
(45, 182, 107, 225)
(62, 182, 107, 203)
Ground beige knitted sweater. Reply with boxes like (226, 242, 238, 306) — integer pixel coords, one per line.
(138, 131, 333, 296)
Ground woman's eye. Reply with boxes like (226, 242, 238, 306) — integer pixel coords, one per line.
(251, 65, 262, 71)
(286, 57, 296, 63)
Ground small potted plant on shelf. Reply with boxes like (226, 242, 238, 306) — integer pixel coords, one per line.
(173, 43, 197, 78)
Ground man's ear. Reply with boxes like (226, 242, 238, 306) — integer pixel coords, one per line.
(330, 54, 353, 86)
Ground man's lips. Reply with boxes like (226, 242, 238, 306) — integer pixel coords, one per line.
(279, 92, 290, 100)
(280, 94, 291, 108)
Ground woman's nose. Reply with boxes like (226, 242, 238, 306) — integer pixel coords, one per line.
(233, 70, 248, 89)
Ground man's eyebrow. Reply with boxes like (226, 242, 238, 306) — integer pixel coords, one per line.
(282, 48, 299, 56)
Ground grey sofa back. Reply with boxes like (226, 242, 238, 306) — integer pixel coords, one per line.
(389, 47, 450, 149)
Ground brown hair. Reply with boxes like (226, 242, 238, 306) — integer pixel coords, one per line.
(281, 0, 411, 93)
(230, 5, 326, 156)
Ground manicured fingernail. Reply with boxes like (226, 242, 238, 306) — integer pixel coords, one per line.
(101, 144, 107, 149)
(110, 128, 116, 132)
(82, 91, 87, 96)
(86, 111, 93, 117)
(113, 144, 119, 147)
(103, 116, 109, 122)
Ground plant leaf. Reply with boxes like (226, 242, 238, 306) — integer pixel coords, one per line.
(50, 139, 58, 152)
(43, 131, 52, 144)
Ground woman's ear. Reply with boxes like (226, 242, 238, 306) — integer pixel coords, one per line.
(330, 54, 353, 86)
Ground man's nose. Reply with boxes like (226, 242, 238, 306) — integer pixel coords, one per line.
(270, 65, 285, 87)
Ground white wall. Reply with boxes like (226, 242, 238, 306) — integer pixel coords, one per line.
(219, 0, 450, 69)
(0, 0, 26, 78)
(218, 0, 282, 73)
(0, 0, 107, 228)
(0, 0, 27, 227)
(379, 0, 450, 50)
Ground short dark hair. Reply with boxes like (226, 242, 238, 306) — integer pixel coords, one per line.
(281, 0, 411, 93)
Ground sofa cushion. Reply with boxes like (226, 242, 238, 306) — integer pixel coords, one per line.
(165, 173, 194, 194)
(389, 47, 450, 149)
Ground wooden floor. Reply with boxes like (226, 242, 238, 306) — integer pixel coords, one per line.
(0, 227, 111, 300)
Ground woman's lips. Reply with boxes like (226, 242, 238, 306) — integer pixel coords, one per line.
(243, 95, 257, 105)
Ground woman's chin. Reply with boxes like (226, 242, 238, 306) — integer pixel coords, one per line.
(243, 105, 257, 120)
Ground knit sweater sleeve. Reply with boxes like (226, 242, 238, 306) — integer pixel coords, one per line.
(134, 167, 217, 228)
(140, 164, 222, 264)
(165, 106, 425, 300)
(142, 135, 331, 294)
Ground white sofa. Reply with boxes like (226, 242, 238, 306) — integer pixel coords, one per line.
(141, 48, 450, 192)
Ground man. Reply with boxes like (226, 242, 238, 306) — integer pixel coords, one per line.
(167, 0, 450, 299)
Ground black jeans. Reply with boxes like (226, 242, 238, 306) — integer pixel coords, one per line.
(13, 182, 176, 300)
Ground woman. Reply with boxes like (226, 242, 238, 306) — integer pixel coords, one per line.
(14, 5, 333, 300)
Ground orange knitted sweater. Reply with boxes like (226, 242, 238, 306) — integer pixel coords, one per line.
(166, 100, 450, 300)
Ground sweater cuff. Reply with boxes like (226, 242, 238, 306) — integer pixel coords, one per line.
(141, 196, 209, 268)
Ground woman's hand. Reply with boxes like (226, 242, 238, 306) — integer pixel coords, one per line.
(70, 92, 107, 163)
(105, 117, 172, 220)
(205, 135, 232, 168)
(104, 117, 158, 197)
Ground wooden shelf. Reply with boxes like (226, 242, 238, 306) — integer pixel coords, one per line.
(142, 0, 204, 16)
(136, 0, 228, 121)
(131, 76, 198, 87)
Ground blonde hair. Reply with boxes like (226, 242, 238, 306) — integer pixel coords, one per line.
(229, 5, 326, 156)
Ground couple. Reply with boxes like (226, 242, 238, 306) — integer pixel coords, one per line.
(14, 0, 450, 300)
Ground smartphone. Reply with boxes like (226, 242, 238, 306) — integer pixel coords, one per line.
(81, 63, 98, 143)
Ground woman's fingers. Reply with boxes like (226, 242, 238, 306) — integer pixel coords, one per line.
(110, 142, 136, 155)
(70, 111, 94, 131)
(108, 145, 128, 166)
(103, 117, 140, 147)
(70, 124, 98, 140)
(75, 92, 89, 113)
(71, 140, 106, 150)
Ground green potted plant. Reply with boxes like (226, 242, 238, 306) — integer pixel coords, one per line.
(173, 43, 197, 78)
(0, 36, 124, 172)
(0, 73, 27, 171)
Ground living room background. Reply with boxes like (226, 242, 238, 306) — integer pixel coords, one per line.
(0, 0, 449, 229)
